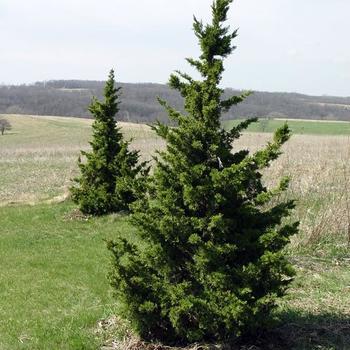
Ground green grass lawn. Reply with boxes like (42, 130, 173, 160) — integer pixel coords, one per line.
(223, 118, 350, 135)
(0, 201, 137, 350)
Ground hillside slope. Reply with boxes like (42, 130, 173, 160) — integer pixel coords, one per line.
(1, 81, 350, 122)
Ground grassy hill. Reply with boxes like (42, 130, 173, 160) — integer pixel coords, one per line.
(2, 81, 350, 122)
(0, 114, 349, 349)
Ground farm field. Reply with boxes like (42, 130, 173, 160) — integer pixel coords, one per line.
(223, 118, 350, 135)
(0, 114, 350, 349)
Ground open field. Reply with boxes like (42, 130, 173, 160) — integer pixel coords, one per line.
(0, 114, 162, 205)
(1, 114, 350, 349)
(224, 118, 350, 135)
(2, 114, 350, 248)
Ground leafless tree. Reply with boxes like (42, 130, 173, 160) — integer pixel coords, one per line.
(0, 118, 11, 135)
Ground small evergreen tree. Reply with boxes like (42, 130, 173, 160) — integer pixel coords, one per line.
(108, 0, 298, 344)
(71, 70, 147, 215)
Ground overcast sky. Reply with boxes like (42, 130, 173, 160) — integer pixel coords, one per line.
(1, 0, 349, 96)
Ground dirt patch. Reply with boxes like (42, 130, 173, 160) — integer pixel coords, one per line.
(97, 316, 286, 350)
(63, 208, 91, 221)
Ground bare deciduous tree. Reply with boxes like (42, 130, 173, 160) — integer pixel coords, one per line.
(0, 118, 12, 135)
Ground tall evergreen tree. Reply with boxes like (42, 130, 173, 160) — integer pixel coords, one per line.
(108, 0, 298, 344)
(71, 70, 147, 215)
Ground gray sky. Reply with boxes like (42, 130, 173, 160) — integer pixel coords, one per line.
(1, 0, 350, 96)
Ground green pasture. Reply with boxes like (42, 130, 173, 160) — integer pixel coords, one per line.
(223, 118, 350, 135)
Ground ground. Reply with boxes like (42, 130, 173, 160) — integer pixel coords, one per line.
(0, 114, 349, 349)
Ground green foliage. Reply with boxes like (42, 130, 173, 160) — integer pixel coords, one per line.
(70, 70, 147, 215)
(109, 0, 298, 344)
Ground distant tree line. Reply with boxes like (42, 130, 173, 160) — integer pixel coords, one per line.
(1, 81, 350, 122)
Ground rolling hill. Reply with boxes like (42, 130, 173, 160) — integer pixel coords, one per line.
(1, 80, 350, 123)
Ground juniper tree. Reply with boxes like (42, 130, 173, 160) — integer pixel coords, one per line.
(109, 0, 298, 343)
(71, 70, 147, 215)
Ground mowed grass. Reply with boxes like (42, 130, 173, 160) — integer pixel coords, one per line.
(0, 201, 137, 350)
(223, 118, 350, 135)
(1, 114, 350, 349)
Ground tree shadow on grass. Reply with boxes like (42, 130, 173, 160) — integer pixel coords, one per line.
(99, 311, 350, 350)
(199, 312, 350, 349)
(262, 310, 350, 350)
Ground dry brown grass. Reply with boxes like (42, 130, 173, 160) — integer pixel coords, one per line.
(0, 114, 160, 206)
(97, 316, 272, 350)
(233, 133, 350, 249)
(1, 114, 350, 248)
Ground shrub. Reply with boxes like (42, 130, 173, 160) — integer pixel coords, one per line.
(108, 0, 298, 344)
